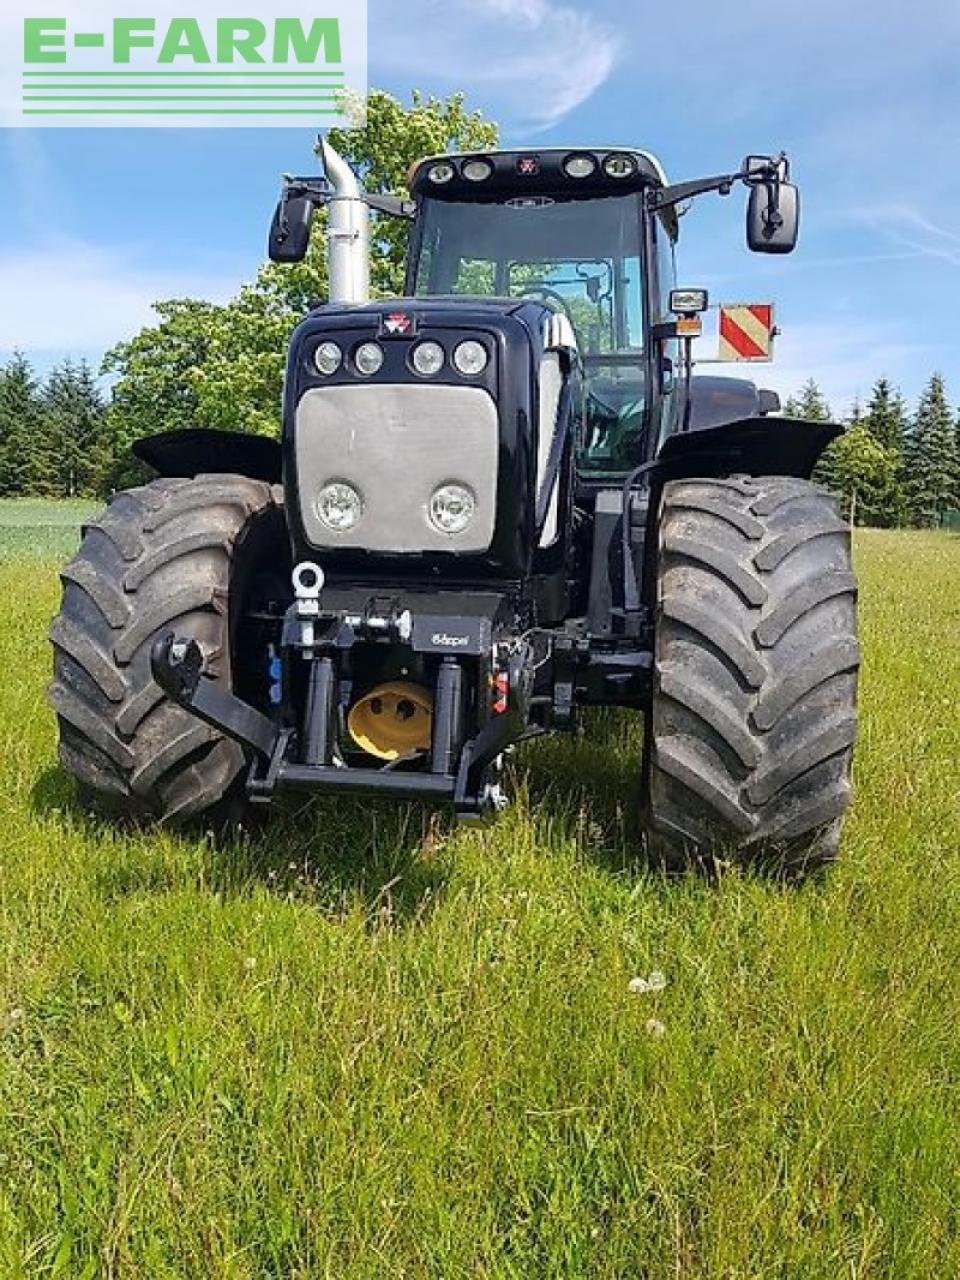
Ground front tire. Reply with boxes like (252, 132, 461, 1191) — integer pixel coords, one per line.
(49, 475, 283, 824)
(643, 475, 859, 873)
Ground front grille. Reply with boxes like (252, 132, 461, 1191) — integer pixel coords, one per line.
(295, 383, 499, 553)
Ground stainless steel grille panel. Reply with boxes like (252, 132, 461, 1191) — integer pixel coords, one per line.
(295, 384, 499, 553)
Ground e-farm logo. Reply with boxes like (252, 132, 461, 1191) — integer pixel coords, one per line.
(1, 2, 367, 128)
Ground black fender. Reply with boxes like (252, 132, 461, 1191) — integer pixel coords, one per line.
(657, 416, 841, 481)
(132, 429, 282, 484)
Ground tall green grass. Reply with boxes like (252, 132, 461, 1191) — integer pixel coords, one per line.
(0, 523, 957, 1277)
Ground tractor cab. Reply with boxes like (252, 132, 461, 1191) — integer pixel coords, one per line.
(405, 149, 677, 478)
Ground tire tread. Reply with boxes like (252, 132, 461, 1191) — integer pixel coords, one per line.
(646, 474, 859, 870)
(49, 474, 279, 823)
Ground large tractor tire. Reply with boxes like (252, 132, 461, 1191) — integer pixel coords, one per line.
(49, 475, 284, 825)
(643, 475, 858, 873)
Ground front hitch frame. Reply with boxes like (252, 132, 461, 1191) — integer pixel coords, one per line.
(150, 633, 282, 761)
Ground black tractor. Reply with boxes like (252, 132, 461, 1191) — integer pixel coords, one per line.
(50, 141, 858, 869)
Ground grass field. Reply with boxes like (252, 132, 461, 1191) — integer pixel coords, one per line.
(0, 500, 958, 1277)
(0, 500, 100, 560)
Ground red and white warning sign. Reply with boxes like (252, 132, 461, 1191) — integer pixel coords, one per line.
(718, 303, 775, 362)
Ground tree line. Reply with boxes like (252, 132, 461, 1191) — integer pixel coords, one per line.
(785, 375, 960, 527)
(0, 355, 111, 498)
(0, 87, 957, 526)
(5, 348, 957, 526)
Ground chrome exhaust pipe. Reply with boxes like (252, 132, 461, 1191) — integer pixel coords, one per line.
(317, 137, 370, 305)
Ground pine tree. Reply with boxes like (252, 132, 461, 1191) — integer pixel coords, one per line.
(863, 378, 906, 451)
(861, 377, 908, 526)
(903, 374, 956, 527)
(0, 353, 46, 497)
(784, 378, 832, 422)
(44, 359, 109, 496)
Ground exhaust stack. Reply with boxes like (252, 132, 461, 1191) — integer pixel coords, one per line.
(317, 138, 370, 305)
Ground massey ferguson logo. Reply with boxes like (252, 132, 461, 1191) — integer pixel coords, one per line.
(431, 632, 470, 648)
(381, 311, 416, 337)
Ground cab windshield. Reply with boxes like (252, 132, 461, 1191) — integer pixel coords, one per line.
(412, 193, 647, 474)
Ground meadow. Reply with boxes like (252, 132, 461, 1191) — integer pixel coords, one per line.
(0, 499, 957, 1277)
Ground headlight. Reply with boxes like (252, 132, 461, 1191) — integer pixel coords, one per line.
(427, 161, 455, 184)
(462, 158, 493, 182)
(316, 481, 363, 532)
(428, 484, 476, 535)
(314, 341, 342, 376)
(563, 152, 597, 179)
(453, 340, 489, 377)
(410, 340, 445, 377)
(669, 288, 709, 315)
(354, 342, 384, 376)
(603, 153, 637, 179)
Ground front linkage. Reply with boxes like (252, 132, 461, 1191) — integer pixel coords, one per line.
(150, 551, 656, 820)
(151, 564, 532, 820)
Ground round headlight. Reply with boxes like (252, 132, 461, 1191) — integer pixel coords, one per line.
(428, 483, 476, 535)
(462, 158, 493, 183)
(563, 152, 597, 180)
(354, 341, 384, 376)
(453, 340, 489, 377)
(427, 161, 455, 185)
(314, 341, 342, 376)
(316, 481, 363, 532)
(603, 152, 637, 180)
(411, 340, 445, 377)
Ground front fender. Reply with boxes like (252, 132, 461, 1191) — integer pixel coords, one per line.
(657, 416, 841, 480)
(132, 429, 282, 484)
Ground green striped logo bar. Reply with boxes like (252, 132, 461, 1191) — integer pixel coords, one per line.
(4, 5, 368, 128)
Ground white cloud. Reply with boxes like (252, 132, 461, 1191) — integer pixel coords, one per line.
(0, 238, 237, 354)
(845, 206, 960, 269)
(369, 0, 620, 128)
(0, 131, 240, 357)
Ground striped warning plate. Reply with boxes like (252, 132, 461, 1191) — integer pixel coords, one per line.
(718, 303, 774, 362)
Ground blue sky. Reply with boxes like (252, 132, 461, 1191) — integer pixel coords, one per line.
(1, 0, 958, 415)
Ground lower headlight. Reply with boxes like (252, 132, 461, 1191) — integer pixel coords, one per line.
(428, 483, 476, 535)
(316, 481, 363, 532)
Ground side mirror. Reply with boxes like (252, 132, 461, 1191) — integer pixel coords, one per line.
(268, 196, 314, 263)
(747, 181, 800, 254)
(758, 388, 781, 416)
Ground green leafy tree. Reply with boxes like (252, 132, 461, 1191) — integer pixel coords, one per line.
(104, 89, 499, 470)
(903, 373, 956, 527)
(820, 416, 897, 526)
(0, 353, 48, 497)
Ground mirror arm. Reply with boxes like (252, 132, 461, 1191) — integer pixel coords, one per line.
(363, 193, 416, 221)
(277, 177, 414, 225)
(651, 171, 742, 210)
(652, 153, 790, 212)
